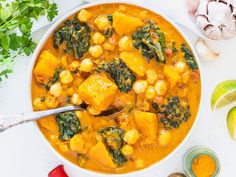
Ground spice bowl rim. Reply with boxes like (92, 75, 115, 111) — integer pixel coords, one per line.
(183, 146, 221, 177)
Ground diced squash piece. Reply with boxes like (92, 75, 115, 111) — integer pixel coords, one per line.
(134, 110, 158, 145)
(70, 134, 86, 154)
(119, 51, 147, 76)
(89, 141, 116, 168)
(34, 50, 61, 84)
(164, 65, 181, 88)
(78, 74, 118, 111)
(113, 11, 144, 35)
(94, 15, 111, 30)
(37, 116, 58, 131)
(112, 90, 136, 107)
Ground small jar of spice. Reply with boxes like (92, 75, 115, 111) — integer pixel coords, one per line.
(183, 146, 220, 177)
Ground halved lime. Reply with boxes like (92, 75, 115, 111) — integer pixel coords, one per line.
(211, 80, 236, 110)
(227, 107, 236, 140)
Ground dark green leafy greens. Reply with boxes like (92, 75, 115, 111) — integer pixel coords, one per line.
(56, 112, 82, 141)
(132, 21, 166, 62)
(98, 127, 127, 166)
(171, 42, 178, 55)
(53, 19, 91, 59)
(43, 68, 62, 90)
(0, 0, 58, 82)
(152, 96, 191, 129)
(95, 58, 136, 93)
(181, 44, 198, 69)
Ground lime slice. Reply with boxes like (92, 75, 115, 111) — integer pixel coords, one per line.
(211, 80, 236, 110)
(227, 107, 236, 140)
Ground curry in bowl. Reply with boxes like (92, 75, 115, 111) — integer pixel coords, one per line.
(31, 3, 201, 174)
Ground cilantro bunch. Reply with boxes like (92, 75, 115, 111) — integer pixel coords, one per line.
(0, 0, 58, 82)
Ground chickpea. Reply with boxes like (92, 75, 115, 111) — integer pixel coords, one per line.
(103, 42, 115, 51)
(33, 97, 47, 110)
(133, 80, 148, 94)
(69, 60, 80, 71)
(145, 86, 156, 99)
(154, 80, 168, 96)
(60, 70, 73, 84)
(89, 45, 103, 58)
(45, 96, 59, 108)
(146, 69, 158, 84)
(88, 106, 101, 115)
(92, 32, 105, 44)
(71, 93, 83, 105)
(175, 61, 187, 73)
(77, 9, 92, 22)
(94, 15, 111, 30)
(124, 129, 140, 145)
(118, 36, 132, 51)
(158, 130, 171, 146)
(50, 83, 62, 97)
(80, 58, 93, 72)
(122, 145, 134, 156)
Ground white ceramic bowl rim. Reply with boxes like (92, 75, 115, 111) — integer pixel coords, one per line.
(28, 0, 204, 176)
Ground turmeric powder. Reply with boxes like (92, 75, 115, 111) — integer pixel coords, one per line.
(192, 154, 216, 177)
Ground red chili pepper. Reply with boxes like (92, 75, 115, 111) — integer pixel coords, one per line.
(48, 165, 69, 177)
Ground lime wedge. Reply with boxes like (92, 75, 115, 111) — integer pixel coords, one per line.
(211, 80, 236, 110)
(227, 107, 236, 140)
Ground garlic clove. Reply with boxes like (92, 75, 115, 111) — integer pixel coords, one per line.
(186, 0, 200, 17)
(221, 26, 235, 39)
(195, 39, 220, 61)
(204, 25, 222, 40)
(196, 15, 210, 29)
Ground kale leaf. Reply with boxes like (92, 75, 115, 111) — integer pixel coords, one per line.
(53, 19, 91, 59)
(152, 96, 191, 129)
(181, 44, 198, 70)
(56, 112, 82, 141)
(132, 21, 165, 62)
(95, 58, 136, 93)
(98, 127, 127, 166)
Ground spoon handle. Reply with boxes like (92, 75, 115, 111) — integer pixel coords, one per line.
(0, 106, 83, 133)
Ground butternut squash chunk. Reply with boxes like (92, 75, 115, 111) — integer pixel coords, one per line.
(89, 141, 116, 168)
(34, 50, 61, 84)
(134, 110, 158, 145)
(113, 11, 144, 35)
(78, 74, 118, 111)
(164, 65, 181, 88)
(119, 51, 147, 76)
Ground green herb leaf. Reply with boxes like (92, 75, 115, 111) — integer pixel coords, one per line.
(1, 34, 10, 51)
(0, 0, 58, 83)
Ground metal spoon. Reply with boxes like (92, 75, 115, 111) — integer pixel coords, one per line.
(0, 105, 124, 133)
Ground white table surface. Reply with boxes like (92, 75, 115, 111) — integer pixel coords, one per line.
(0, 0, 236, 177)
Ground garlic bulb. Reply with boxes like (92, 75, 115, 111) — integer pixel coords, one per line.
(187, 0, 236, 40)
(195, 38, 220, 61)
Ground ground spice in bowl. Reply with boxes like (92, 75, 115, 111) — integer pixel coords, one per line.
(192, 154, 216, 177)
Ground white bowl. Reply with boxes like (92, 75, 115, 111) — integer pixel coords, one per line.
(28, 0, 203, 176)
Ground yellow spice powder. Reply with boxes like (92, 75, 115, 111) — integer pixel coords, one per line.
(192, 154, 216, 177)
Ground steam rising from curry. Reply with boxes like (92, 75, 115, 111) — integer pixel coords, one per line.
(31, 3, 201, 174)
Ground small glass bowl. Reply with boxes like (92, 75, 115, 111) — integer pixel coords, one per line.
(183, 146, 221, 177)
